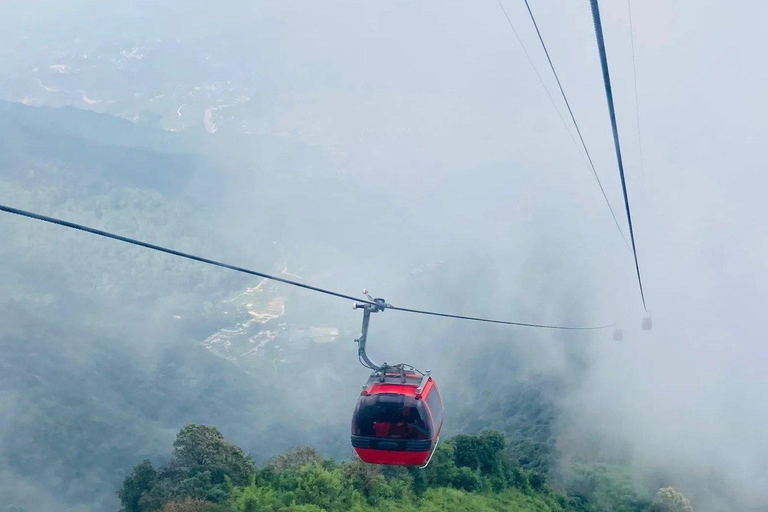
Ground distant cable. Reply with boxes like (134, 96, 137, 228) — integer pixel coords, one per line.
(0, 204, 371, 304)
(495, 0, 576, 149)
(588, 0, 647, 310)
(520, 0, 629, 250)
(495, 0, 624, 247)
(627, 0, 646, 193)
(387, 305, 613, 330)
(0, 204, 615, 331)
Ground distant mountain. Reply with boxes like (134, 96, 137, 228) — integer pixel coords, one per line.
(0, 26, 279, 138)
(0, 101, 203, 195)
(0, 101, 602, 512)
(0, 102, 354, 511)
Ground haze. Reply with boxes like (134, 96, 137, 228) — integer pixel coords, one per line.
(0, 1, 765, 511)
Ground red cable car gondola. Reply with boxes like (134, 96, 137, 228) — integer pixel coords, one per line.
(350, 295, 443, 467)
(351, 366, 443, 466)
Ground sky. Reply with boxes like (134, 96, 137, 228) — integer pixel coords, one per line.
(1, 0, 767, 510)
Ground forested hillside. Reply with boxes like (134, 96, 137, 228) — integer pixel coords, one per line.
(0, 102, 572, 510)
(117, 425, 693, 512)
(0, 102, 705, 511)
(0, 101, 363, 511)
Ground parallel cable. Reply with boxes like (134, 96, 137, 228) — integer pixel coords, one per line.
(627, 0, 646, 194)
(387, 305, 613, 330)
(0, 204, 614, 331)
(495, 0, 577, 150)
(521, 0, 629, 249)
(588, 0, 647, 310)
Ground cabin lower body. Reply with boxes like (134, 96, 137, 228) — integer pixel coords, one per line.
(351, 435, 434, 466)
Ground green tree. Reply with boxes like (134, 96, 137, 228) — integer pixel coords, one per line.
(162, 498, 232, 511)
(343, 458, 387, 502)
(529, 472, 546, 491)
(422, 442, 481, 492)
(453, 430, 505, 473)
(290, 463, 365, 511)
(565, 463, 651, 512)
(266, 446, 323, 473)
(120, 425, 257, 512)
(230, 484, 280, 512)
(118, 460, 158, 512)
(171, 424, 256, 487)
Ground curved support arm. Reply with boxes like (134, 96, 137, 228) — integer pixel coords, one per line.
(354, 298, 387, 370)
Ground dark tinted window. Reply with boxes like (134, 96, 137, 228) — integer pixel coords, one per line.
(352, 393, 431, 440)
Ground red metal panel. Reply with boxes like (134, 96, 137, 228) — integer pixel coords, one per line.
(419, 378, 433, 399)
(354, 447, 430, 466)
(368, 383, 418, 397)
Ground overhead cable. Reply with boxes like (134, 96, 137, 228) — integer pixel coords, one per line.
(519, 0, 629, 249)
(387, 305, 613, 330)
(627, 0, 646, 193)
(0, 204, 614, 331)
(588, 0, 648, 310)
(495, 0, 577, 149)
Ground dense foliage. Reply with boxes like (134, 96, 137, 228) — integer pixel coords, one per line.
(119, 425, 694, 512)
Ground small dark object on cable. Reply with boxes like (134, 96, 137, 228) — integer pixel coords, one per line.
(642, 315, 652, 331)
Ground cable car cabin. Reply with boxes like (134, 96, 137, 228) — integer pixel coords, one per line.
(351, 368, 443, 466)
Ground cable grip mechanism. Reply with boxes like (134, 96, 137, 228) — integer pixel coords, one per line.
(353, 290, 388, 370)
